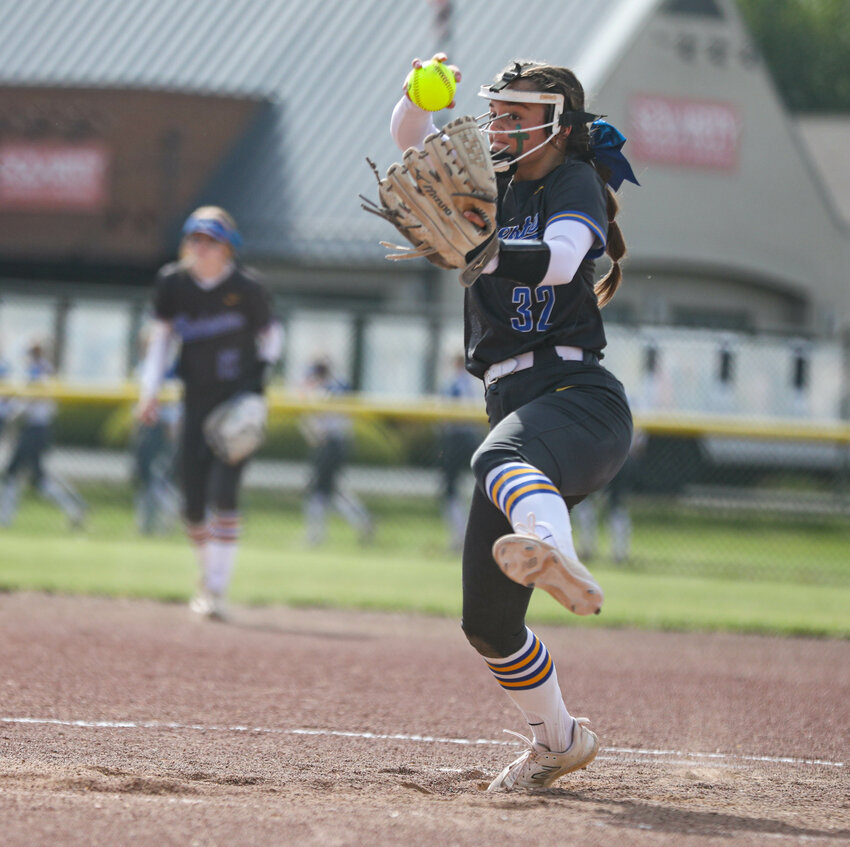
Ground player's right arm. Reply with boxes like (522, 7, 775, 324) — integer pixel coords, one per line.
(391, 95, 437, 151)
(137, 267, 181, 423)
(136, 319, 173, 424)
(391, 54, 460, 151)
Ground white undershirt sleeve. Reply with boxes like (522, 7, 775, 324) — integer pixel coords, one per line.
(257, 321, 284, 364)
(391, 96, 438, 151)
(138, 320, 173, 404)
(539, 219, 597, 286)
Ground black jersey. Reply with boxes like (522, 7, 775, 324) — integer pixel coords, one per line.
(465, 158, 609, 379)
(152, 262, 273, 406)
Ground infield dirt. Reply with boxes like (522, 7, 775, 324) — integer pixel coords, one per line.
(0, 592, 847, 846)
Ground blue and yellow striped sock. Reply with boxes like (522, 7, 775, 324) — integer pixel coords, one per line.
(485, 628, 554, 691)
(484, 461, 577, 559)
(484, 627, 573, 752)
(485, 461, 560, 527)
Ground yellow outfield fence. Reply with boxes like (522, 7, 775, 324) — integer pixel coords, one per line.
(4, 380, 850, 442)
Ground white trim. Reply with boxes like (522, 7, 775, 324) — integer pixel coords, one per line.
(477, 87, 563, 107)
(478, 86, 565, 138)
(2, 716, 843, 769)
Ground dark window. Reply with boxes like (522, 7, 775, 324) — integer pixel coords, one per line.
(600, 301, 635, 325)
(676, 33, 698, 61)
(717, 344, 735, 384)
(707, 37, 729, 65)
(662, 0, 725, 17)
(671, 307, 751, 332)
(791, 348, 809, 390)
(644, 344, 660, 375)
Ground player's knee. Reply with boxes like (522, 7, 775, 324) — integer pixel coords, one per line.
(182, 504, 205, 526)
(461, 619, 520, 659)
(212, 498, 239, 514)
(470, 444, 513, 488)
(462, 628, 500, 658)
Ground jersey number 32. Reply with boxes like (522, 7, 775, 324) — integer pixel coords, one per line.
(510, 285, 554, 333)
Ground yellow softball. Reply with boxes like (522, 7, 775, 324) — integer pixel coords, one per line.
(408, 60, 456, 112)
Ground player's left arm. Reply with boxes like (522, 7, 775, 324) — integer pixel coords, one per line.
(480, 165, 607, 286)
(537, 219, 596, 286)
(477, 220, 595, 286)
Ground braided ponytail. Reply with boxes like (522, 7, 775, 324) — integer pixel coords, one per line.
(594, 186, 625, 308)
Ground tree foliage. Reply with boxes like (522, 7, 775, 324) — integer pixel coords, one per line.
(736, 0, 850, 112)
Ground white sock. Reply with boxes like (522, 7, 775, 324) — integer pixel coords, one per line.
(483, 627, 574, 752)
(0, 478, 19, 525)
(610, 506, 631, 562)
(207, 511, 241, 596)
(206, 540, 237, 596)
(331, 491, 371, 534)
(485, 462, 578, 560)
(445, 496, 466, 548)
(305, 494, 327, 544)
(573, 498, 599, 560)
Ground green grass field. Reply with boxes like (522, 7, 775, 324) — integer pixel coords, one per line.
(1, 489, 848, 638)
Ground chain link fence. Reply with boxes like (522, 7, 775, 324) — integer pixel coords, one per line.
(1, 383, 848, 588)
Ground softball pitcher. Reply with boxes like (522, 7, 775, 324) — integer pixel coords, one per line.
(390, 56, 638, 790)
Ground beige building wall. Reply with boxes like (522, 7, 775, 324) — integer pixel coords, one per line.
(589, 0, 850, 333)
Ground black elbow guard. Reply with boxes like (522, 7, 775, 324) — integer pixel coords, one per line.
(492, 239, 551, 285)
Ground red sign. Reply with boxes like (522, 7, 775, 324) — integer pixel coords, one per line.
(0, 142, 110, 211)
(628, 94, 742, 171)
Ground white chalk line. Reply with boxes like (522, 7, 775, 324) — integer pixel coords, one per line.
(2, 716, 843, 770)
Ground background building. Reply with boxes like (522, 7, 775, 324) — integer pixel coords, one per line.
(0, 0, 848, 409)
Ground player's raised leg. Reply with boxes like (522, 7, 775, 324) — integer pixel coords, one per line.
(484, 461, 603, 615)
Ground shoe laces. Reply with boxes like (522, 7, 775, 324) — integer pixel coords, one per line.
(513, 512, 540, 538)
(503, 718, 589, 754)
(497, 729, 556, 787)
(514, 512, 559, 549)
(503, 728, 532, 746)
(502, 728, 548, 754)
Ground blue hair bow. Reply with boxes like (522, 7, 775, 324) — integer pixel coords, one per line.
(590, 120, 639, 191)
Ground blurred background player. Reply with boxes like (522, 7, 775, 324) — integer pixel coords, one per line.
(0, 341, 87, 529)
(299, 357, 373, 546)
(438, 353, 484, 551)
(0, 342, 11, 442)
(135, 206, 282, 620)
(132, 327, 181, 535)
(391, 55, 637, 791)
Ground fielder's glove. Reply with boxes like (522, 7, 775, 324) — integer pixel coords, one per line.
(203, 393, 268, 465)
(361, 115, 499, 287)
